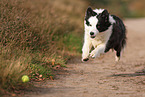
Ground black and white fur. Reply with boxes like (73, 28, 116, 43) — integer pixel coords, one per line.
(82, 7, 126, 62)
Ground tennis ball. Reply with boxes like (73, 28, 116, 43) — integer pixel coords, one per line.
(22, 75, 29, 83)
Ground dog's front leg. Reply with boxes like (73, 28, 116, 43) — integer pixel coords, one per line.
(90, 44, 105, 58)
(82, 40, 92, 62)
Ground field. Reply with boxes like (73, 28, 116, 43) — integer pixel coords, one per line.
(0, 0, 145, 96)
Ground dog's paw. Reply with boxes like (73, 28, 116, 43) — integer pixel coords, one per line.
(115, 56, 120, 62)
(82, 58, 89, 62)
(90, 50, 100, 58)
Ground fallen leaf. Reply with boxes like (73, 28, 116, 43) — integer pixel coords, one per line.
(11, 93, 16, 96)
(39, 74, 42, 78)
(50, 76, 53, 80)
(51, 59, 55, 65)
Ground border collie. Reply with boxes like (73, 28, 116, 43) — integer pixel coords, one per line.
(82, 7, 126, 62)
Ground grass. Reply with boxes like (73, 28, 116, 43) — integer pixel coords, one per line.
(0, 50, 30, 93)
(63, 33, 83, 53)
(0, 0, 86, 95)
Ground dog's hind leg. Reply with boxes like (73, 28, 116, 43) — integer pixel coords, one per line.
(115, 51, 121, 62)
(114, 45, 122, 62)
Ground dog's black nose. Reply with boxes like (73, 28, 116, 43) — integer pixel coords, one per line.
(90, 32, 94, 35)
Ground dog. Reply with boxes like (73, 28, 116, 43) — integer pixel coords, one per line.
(82, 7, 126, 62)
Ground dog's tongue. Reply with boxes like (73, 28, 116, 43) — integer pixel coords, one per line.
(91, 35, 95, 38)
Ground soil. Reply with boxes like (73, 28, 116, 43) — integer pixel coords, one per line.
(24, 18, 145, 97)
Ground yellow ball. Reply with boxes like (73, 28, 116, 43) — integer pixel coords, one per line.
(22, 75, 29, 83)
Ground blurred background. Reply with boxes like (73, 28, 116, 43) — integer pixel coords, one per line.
(0, 0, 145, 95)
(87, 0, 145, 18)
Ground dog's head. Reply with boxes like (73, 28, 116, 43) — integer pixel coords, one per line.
(85, 7, 111, 38)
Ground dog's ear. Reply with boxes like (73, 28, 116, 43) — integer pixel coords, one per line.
(101, 9, 109, 22)
(101, 9, 109, 18)
(85, 7, 97, 20)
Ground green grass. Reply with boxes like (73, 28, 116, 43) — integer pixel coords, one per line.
(63, 33, 83, 53)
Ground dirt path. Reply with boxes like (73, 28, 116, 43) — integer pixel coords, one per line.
(24, 18, 145, 97)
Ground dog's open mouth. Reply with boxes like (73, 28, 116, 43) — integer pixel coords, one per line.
(91, 35, 95, 38)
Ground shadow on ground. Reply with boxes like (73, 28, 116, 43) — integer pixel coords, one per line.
(110, 68, 145, 77)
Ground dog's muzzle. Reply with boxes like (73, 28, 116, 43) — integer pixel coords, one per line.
(90, 32, 95, 38)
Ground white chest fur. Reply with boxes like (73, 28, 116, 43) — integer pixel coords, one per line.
(90, 25, 113, 48)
